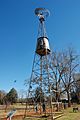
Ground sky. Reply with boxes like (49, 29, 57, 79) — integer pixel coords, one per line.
(0, 0, 80, 94)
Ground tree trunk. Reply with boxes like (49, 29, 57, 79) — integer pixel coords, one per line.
(67, 91, 71, 107)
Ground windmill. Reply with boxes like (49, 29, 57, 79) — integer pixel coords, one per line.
(26, 8, 53, 115)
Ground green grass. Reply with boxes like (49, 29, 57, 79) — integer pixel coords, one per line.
(57, 106, 80, 120)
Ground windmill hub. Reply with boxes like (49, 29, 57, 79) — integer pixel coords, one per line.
(35, 8, 50, 21)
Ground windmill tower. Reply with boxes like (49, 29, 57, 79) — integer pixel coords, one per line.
(27, 8, 53, 114)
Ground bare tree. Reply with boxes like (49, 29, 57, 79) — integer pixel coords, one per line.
(18, 89, 26, 104)
(0, 90, 6, 104)
(50, 48, 79, 107)
(73, 73, 80, 103)
(60, 48, 79, 106)
(49, 52, 67, 102)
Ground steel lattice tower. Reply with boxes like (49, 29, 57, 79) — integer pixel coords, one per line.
(27, 8, 53, 114)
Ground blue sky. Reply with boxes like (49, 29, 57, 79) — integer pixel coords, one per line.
(0, 0, 80, 93)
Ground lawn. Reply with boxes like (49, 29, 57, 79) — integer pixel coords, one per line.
(57, 105, 80, 120)
(24, 105, 80, 120)
(0, 104, 80, 120)
(24, 118, 47, 120)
